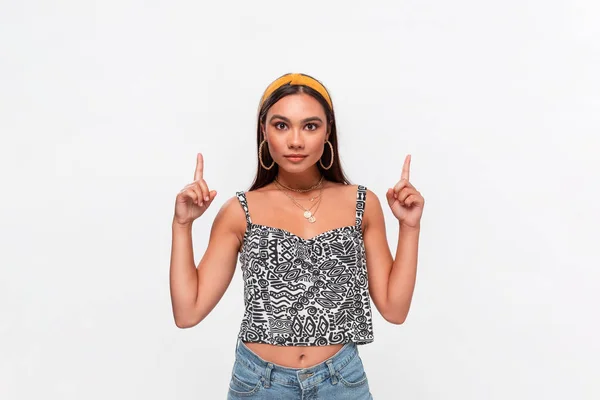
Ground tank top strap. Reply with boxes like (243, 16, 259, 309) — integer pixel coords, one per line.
(235, 191, 252, 225)
(355, 185, 367, 227)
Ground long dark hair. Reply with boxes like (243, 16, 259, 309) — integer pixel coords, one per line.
(248, 74, 352, 191)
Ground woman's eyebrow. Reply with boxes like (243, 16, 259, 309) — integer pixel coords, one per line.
(269, 114, 324, 123)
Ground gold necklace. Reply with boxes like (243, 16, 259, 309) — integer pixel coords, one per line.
(289, 191, 322, 202)
(274, 181, 324, 223)
(274, 176, 324, 193)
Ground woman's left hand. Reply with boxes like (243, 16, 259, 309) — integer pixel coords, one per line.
(385, 155, 425, 229)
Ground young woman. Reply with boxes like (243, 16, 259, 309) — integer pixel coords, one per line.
(169, 73, 425, 399)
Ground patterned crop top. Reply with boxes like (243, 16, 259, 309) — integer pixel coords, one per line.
(234, 185, 375, 347)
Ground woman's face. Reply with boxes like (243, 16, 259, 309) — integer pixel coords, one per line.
(262, 93, 329, 173)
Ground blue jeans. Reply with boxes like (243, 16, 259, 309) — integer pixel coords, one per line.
(227, 339, 373, 399)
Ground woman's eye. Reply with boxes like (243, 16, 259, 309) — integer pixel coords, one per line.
(306, 123, 318, 131)
(275, 122, 287, 130)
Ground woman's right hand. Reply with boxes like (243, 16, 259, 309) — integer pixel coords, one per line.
(174, 153, 217, 226)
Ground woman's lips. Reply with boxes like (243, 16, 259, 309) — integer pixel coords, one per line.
(284, 155, 307, 162)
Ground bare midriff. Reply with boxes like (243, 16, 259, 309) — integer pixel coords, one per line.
(243, 341, 345, 368)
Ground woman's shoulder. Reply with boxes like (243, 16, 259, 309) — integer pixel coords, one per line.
(241, 184, 275, 203)
(211, 194, 249, 235)
(327, 182, 374, 198)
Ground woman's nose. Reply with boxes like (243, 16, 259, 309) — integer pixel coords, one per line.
(288, 130, 304, 148)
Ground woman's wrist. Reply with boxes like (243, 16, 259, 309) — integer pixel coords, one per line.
(399, 221, 420, 233)
(172, 218, 193, 231)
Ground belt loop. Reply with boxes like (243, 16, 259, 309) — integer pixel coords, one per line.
(326, 359, 338, 385)
(263, 362, 273, 388)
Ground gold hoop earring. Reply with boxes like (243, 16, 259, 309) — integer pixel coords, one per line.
(258, 139, 275, 170)
(319, 140, 334, 170)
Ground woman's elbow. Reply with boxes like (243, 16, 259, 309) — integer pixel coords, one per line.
(383, 311, 408, 325)
(173, 311, 201, 329)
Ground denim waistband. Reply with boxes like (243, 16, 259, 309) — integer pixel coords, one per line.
(234, 339, 359, 389)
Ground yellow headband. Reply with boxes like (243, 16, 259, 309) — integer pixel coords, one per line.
(259, 73, 333, 109)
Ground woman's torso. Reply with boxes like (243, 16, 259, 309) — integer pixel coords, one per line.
(243, 341, 345, 368)
(235, 182, 372, 368)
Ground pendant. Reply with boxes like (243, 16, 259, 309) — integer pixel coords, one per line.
(308, 216, 316, 223)
(304, 211, 312, 219)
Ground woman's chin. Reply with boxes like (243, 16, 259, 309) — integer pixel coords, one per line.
(277, 161, 317, 174)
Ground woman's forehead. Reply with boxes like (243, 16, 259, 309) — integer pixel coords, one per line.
(267, 93, 326, 118)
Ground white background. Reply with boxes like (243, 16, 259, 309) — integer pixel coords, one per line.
(1, 0, 599, 399)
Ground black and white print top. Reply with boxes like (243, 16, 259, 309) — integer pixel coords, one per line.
(234, 185, 374, 347)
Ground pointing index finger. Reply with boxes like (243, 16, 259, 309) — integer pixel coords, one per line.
(401, 154, 411, 181)
(194, 153, 204, 181)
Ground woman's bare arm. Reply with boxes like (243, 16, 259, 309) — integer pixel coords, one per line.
(169, 153, 245, 328)
(363, 156, 425, 324)
(169, 196, 245, 328)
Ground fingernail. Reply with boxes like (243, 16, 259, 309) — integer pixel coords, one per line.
(204, 196, 209, 201)
(199, 202, 203, 206)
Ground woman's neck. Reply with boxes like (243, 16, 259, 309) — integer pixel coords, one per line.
(275, 168, 323, 191)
